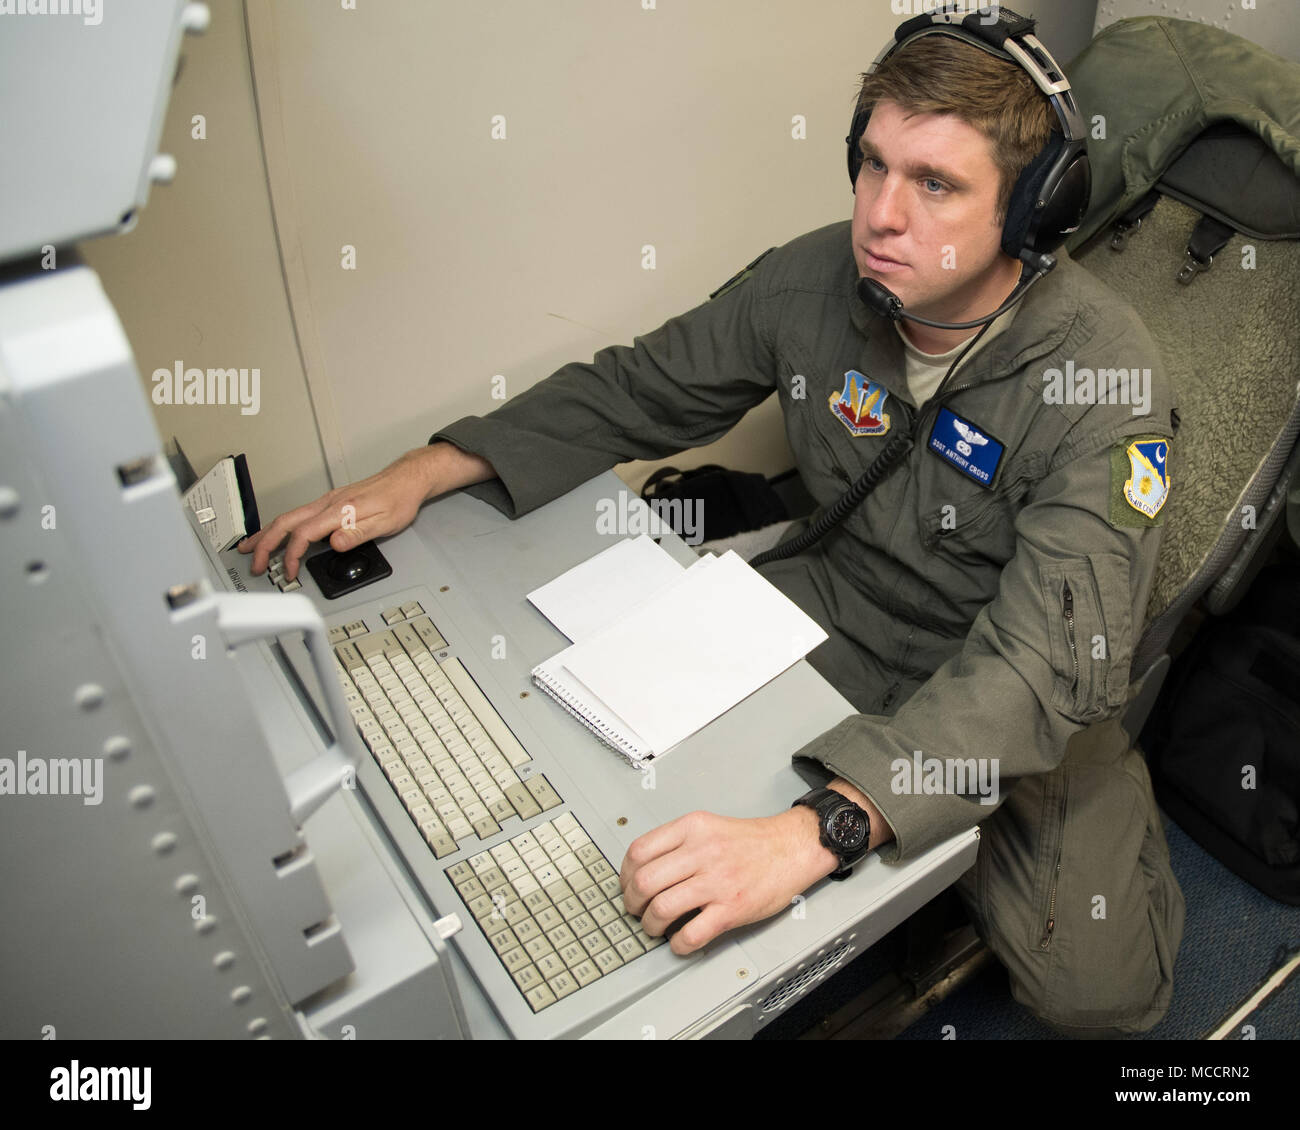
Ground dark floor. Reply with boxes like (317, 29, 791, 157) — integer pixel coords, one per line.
(758, 813, 1300, 1040)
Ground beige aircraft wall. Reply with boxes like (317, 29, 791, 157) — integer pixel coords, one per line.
(84, 0, 1097, 518)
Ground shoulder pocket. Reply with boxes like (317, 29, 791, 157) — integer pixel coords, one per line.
(1038, 553, 1134, 722)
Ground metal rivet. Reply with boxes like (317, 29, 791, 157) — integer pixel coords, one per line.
(194, 916, 218, 935)
(129, 785, 156, 809)
(519, 691, 529, 698)
(247, 1017, 268, 1035)
(0, 487, 19, 518)
(75, 684, 105, 710)
(151, 832, 178, 855)
(439, 585, 449, 592)
(231, 985, 252, 1004)
(174, 873, 200, 895)
(213, 951, 236, 971)
(104, 735, 131, 761)
(616, 817, 628, 826)
(737, 968, 749, 979)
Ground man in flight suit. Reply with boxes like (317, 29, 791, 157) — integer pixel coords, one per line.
(243, 27, 1185, 1036)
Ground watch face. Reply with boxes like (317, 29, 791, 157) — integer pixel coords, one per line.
(828, 807, 868, 852)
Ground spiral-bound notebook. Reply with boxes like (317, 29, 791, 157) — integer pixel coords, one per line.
(529, 546, 827, 766)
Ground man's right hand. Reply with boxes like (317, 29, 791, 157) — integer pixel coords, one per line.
(238, 441, 496, 582)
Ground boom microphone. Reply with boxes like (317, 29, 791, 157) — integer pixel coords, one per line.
(857, 249, 1057, 330)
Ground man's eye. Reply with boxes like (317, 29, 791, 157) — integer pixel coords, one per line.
(923, 177, 946, 194)
(865, 156, 885, 173)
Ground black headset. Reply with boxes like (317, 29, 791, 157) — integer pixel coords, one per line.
(846, 5, 1091, 276)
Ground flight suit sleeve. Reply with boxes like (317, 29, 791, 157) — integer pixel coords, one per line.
(428, 253, 782, 519)
(791, 416, 1173, 865)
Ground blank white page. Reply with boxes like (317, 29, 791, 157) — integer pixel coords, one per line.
(562, 551, 828, 755)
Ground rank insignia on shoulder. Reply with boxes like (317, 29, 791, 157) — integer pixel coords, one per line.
(830, 370, 891, 436)
(1109, 436, 1171, 527)
(708, 246, 777, 301)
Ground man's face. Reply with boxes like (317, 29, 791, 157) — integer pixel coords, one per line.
(851, 100, 1011, 319)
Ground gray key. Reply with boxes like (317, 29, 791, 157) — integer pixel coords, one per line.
(524, 774, 563, 811)
(548, 971, 578, 1001)
(616, 937, 646, 961)
(504, 783, 542, 820)
(524, 935, 555, 961)
(589, 902, 618, 929)
(593, 948, 624, 974)
(535, 906, 563, 933)
(546, 923, 577, 949)
(392, 622, 428, 658)
(456, 876, 485, 900)
(525, 983, 557, 1012)
(587, 858, 615, 882)
(568, 912, 597, 938)
(410, 615, 447, 652)
(536, 952, 566, 981)
(472, 815, 501, 840)
(578, 885, 606, 910)
(603, 920, 632, 945)
(571, 959, 600, 987)
(487, 926, 518, 956)
(580, 930, 611, 957)
(559, 941, 588, 969)
(511, 963, 541, 992)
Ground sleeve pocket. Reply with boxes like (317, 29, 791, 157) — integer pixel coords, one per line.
(1038, 552, 1134, 722)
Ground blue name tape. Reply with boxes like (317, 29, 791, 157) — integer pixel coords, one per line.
(928, 406, 1005, 488)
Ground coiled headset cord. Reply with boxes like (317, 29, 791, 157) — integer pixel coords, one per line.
(748, 313, 999, 570)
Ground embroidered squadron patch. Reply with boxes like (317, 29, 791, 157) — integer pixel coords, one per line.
(1109, 436, 1171, 527)
(829, 370, 890, 436)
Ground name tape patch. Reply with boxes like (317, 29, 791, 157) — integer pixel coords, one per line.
(928, 406, 1004, 488)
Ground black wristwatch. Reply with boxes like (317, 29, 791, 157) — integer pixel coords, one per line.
(793, 787, 872, 881)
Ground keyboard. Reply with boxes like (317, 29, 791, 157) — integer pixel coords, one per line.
(270, 548, 664, 1015)
(328, 599, 565, 856)
(447, 815, 664, 1012)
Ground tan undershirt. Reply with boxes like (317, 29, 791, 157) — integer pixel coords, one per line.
(895, 305, 1018, 407)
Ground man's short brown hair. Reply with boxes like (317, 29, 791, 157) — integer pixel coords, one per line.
(853, 34, 1055, 222)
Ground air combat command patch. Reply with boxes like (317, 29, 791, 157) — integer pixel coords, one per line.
(1109, 436, 1171, 527)
(830, 370, 891, 436)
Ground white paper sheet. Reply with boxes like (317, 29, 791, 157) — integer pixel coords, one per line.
(560, 550, 828, 754)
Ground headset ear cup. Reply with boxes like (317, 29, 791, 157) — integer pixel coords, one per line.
(1000, 131, 1065, 259)
(846, 107, 871, 189)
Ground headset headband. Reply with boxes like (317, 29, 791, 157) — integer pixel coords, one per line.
(868, 7, 1085, 143)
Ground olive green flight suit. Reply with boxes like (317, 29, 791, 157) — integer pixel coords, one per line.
(432, 219, 1186, 1036)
